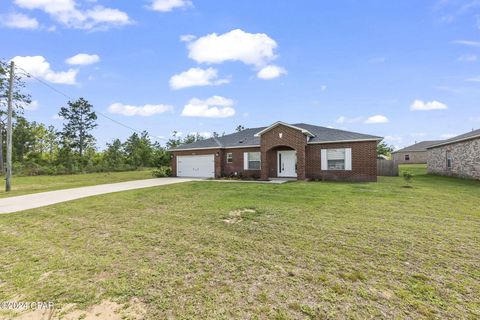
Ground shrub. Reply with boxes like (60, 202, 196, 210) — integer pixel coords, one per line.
(152, 166, 172, 177)
(403, 171, 414, 187)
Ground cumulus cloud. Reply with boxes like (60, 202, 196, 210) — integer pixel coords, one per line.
(0, 12, 39, 29)
(336, 116, 363, 124)
(180, 34, 196, 42)
(458, 54, 477, 62)
(23, 100, 39, 111)
(12, 55, 78, 85)
(410, 99, 448, 111)
(169, 67, 229, 90)
(13, 0, 131, 30)
(181, 96, 235, 118)
(364, 115, 389, 124)
(108, 103, 173, 117)
(440, 133, 457, 139)
(150, 0, 193, 12)
(187, 29, 279, 66)
(452, 40, 480, 47)
(257, 65, 287, 79)
(65, 53, 100, 65)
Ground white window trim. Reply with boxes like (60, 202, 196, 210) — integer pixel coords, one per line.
(226, 152, 233, 163)
(321, 148, 352, 171)
(243, 152, 261, 170)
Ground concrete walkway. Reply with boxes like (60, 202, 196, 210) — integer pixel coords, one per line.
(0, 178, 195, 214)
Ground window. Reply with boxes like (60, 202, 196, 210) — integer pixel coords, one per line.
(245, 152, 261, 170)
(405, 154, 410, 161)
(321, 148, 352, 171)
(226, 153, 233, 163)
(327, 149, 346, 170)
(446, 151, 452, 169)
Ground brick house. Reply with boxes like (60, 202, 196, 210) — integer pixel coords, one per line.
(169, 122, 382, 182)
(392, 140, 443, 164)
(427, 129, 480, 180)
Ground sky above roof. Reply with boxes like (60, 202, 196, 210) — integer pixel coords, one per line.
(1, 0, 479, 149)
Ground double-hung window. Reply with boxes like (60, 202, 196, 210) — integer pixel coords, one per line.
(226, 153, 233, 163)
(244, 152, 261, 170)
(321, 148, 352, 171)
(446, 151, 452, 169)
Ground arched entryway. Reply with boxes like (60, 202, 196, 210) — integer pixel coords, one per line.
(265, 145, 297, 178)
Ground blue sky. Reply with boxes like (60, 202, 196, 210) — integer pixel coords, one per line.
(1, 0, 479, 149)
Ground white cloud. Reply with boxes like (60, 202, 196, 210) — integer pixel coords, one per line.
(24, 100, 39, 111)
(181, 96, 235, 118)
(440, 133, 457, 139)
(13, 0, 131, 30)
(65, 53, 100, 65)
(458, 54, 477, 62)
(384, 135, 403, 143)
(180, 34, 196, 42)
(108, 103, 173, 117)
(452, 40, 480, 47)
(150, 0, 193, 12)
(466, 76, 480, 82)
(410, 99, 448, 111)
(336, 116, 362, 124)
(169, 67, 229, 90)
(187, 29, 279, 67)
(468, 116, 480, 122)
(12, 55, 78, 85)
(257, 65, 287, 79)
(0, 12, 39, 29)
(364, 115, 389, 124)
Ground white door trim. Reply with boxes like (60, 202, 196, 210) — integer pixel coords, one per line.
(277, 150, 297, 177)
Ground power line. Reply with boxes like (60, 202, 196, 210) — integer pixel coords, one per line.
(14, 65, 147, 136)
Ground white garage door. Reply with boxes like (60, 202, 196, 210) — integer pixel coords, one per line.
(177, 155, 215, 178)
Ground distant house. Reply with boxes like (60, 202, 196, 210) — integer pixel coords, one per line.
(427, 129, 480, 180)
(392, 141, 443, 164)
(169, 121, 382, 181)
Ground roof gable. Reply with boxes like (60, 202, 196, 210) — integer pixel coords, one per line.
(254, 121, 314, 137)
(392, 140, 444, 153)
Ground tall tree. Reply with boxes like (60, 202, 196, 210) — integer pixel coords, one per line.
(235, 125, 245, 132)
(377, 140, 395, 157)
(104, 138, 125, 169)
(0, 60, 31, 173)
(58, 98, 97, 158)
(123, 131, 153, 168)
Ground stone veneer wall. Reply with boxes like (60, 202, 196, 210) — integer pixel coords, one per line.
(427, 138, 480, 180)
(392, 151, 427, 164)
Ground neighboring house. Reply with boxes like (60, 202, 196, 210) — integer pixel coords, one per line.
(169, 121, 382, 181)
(392, 140, 443, 164)
(427, 129, 480, 180)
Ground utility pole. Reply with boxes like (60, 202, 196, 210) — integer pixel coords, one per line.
(6, 61, 14, 192)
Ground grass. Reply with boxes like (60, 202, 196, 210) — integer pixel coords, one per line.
(0, 169, 154, 198)
(0, 166, 479, 318)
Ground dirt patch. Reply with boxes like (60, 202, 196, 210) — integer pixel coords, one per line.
(4, 298, 146, 320)
(223, 208, 257, 224)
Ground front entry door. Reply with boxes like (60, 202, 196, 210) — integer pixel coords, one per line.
(277, 150, 297, 177)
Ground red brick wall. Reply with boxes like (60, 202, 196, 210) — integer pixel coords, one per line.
(222, 147, 261, 178)
(260, 124, 307, 179)
(305, 141, 377, 181)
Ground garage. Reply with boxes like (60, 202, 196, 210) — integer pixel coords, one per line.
(177, 155, 215, 178)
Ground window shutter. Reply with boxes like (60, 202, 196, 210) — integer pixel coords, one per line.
(243, 152, 249, 170)
(345, 148, 352, 170)
(321, 149, 327, 170)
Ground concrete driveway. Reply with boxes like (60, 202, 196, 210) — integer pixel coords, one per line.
(0, 178, 195, 214)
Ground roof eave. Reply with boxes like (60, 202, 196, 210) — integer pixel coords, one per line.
(426, 134, 480, 149)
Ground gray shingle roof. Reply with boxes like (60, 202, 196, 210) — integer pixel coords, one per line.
(392, 140, 443, 153)
(170, 122, 382, 151)
(427, 129, 480, 149)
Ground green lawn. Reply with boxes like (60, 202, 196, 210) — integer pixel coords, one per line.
(0, 169, 479, 319)
(0, 170, 154, 198)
